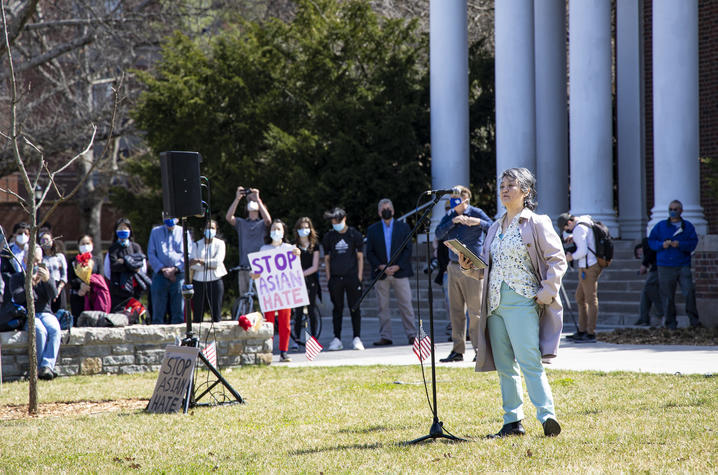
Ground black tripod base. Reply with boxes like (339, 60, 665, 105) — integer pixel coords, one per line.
(182, 335, 244, 412)
(405, 418, 467, 445)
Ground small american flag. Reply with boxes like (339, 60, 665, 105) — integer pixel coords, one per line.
(201, 341, 217, 368)
(413, 333, 431, 362)
(305, 332, 323, 361)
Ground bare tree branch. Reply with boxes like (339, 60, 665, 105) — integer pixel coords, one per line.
(0, 33, 94, 80)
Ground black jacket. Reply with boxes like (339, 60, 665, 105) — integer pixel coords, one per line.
(365, 219, 413, 279)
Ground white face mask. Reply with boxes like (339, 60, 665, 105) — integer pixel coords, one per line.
(270, 230, 284, 242)
(247, 201, 259, 212)
(297, 228, 311, 237)
(79, 244, 93, 254)
(15, 233, 29, 246)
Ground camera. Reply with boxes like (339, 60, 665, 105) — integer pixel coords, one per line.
(240, 187, 253, 195)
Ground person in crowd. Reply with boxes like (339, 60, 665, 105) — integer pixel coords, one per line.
(365, 198, 417, 346)
(556, 212, 602, 343)
(147, 213, 186, 324)
(39, 230, 68, 313)
(435, 185, 492, 362)
(292, 217, 321, 339)
(461, 167, 566, 438)
(2, 222, 31, 273)
(106, 218, 150, 313)
(633, 238, 663, 326)
(73, 249, 111, 313)
(323, 207, 365, 351)
(68, 234, 103, 318)
(253, 219, 298, 362)
(10, 246, 61, 380)
(190, 219, 227, 323)
(225, 187, 272, 304)
(647, 200, 701, 329)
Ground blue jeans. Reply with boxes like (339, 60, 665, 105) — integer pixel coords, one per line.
(29, 312, 62, 370)
(151, 273, 185, 324)
(487, 282, 556, 424)
(658, 266, 700, 328)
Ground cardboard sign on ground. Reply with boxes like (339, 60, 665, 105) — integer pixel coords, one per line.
(146, 345, 199, 413)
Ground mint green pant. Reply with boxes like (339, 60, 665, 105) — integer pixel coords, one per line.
(487, 282, 556, 424)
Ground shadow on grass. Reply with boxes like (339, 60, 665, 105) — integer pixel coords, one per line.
(291, 442, 385, 455)
(338, 424, 411, 434)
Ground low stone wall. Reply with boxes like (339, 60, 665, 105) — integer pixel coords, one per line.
(0, 321, 274, 381)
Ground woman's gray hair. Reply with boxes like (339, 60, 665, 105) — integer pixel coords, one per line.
(500, 167, 538, 211)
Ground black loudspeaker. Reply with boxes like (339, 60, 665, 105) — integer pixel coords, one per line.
(160, 151, 203, 218)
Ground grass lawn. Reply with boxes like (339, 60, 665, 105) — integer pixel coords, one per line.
(0, 365, 716, 473)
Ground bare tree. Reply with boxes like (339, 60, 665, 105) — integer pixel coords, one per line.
(1, 0, 124, 414)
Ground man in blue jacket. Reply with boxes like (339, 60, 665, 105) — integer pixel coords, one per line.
(366, 199, 417, 346)
(435, 186, 492, 362)
(647, 200, 701, 329)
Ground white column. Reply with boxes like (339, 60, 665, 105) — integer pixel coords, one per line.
(617, 0, 647, 238)
(648, 0, 706, 235)
(495, 0, 536, 217)
(430, 0, 469, 231)
(534, 0, 568, 222)
(568, 0, 618, 235)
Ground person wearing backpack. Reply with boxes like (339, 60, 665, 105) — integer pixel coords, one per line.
(557, 213, 603, 343)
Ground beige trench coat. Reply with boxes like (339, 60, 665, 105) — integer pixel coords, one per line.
(466, 208, 567, 372)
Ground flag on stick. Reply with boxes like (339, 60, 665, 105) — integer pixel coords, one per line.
(413, 333, 431, 362)
(201, 341, 217, 368)
(305, 332, 323, 361)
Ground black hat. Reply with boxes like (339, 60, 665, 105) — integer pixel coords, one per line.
(323, 207, 346, 221)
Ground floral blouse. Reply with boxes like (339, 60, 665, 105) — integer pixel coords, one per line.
(488, 213, 540, 314)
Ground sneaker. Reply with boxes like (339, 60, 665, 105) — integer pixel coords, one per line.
(542, 418, 561, 437)
(566, 331, 585, 341)
(574, 333, 596, 343)
(328, 337, 343, 351)
(38, 366, 54, 380)
(352, 336, 365, 351)
(279, 352, 292, 362)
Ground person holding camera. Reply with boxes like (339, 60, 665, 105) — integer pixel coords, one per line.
(225, 186, 272, 301)
(365, 198, 417, 346)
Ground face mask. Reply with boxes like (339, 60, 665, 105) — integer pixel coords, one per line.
(79, 244, 93, 254)
(116, 229, 131, 240)
(15, 233, 29, 245)
(449, 197, 462, 209)
(669, 210, 680, 219)
(297, 228, 311, 238)
(381, 208, 393, 220)
(247, 201, 259, 212)
(204, 229, 216, 240)
(270, 230, 284, 242)
(332, 222, 345, 232)
(40, 240, 52, 249)
(164, 218, 176, 228)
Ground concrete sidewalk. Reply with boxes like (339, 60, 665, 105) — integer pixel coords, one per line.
(274, 315, 718, 375)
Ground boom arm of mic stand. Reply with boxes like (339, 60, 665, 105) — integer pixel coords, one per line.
(352, 194, 444, 313)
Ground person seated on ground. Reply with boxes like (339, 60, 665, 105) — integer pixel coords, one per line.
(68, 234, 104, 318)
(10, 246, 61, 380)
(73, 249, 111, 314)
(105, 218, 150, 314)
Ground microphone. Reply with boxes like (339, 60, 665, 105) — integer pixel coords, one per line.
(424, 187, 459, 196)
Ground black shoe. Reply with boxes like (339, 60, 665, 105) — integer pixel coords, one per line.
(634, 319, 650, 326)
(373, 338, 393, 346)
(38, 366, 54, 380)
(487, 421, 525, 439)
(439, 351, 463, 363)
(566, 331, 585, 341)
(408, 337, 415, 345)
(574, 333, 596, 343)
(543, 418, 561, 437)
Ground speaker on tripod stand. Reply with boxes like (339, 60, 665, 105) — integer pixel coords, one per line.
(159, 150, 244, 410)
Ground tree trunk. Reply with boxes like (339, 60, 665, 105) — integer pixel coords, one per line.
(26, 225, 38, 414)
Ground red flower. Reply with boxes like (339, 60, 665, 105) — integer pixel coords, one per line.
(238, 315, 252, 331)
(75, 252, 93, 266)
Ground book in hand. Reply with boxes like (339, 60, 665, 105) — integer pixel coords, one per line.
(445, 239, 487, 269)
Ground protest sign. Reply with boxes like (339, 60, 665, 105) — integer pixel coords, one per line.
(248, 246, 309, 313)
(147, 345, 199, 414)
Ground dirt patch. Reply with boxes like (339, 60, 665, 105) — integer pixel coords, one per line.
(598, 327, 718, 346)
(0, 398, 148, 420)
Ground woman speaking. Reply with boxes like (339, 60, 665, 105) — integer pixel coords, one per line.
(460, 167, 566, 438)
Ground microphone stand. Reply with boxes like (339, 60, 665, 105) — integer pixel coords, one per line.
(353, 192, 465, 444)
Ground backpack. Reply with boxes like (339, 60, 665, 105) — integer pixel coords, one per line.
(0, 301, 27, 332)
(577, 221, 614, 268)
